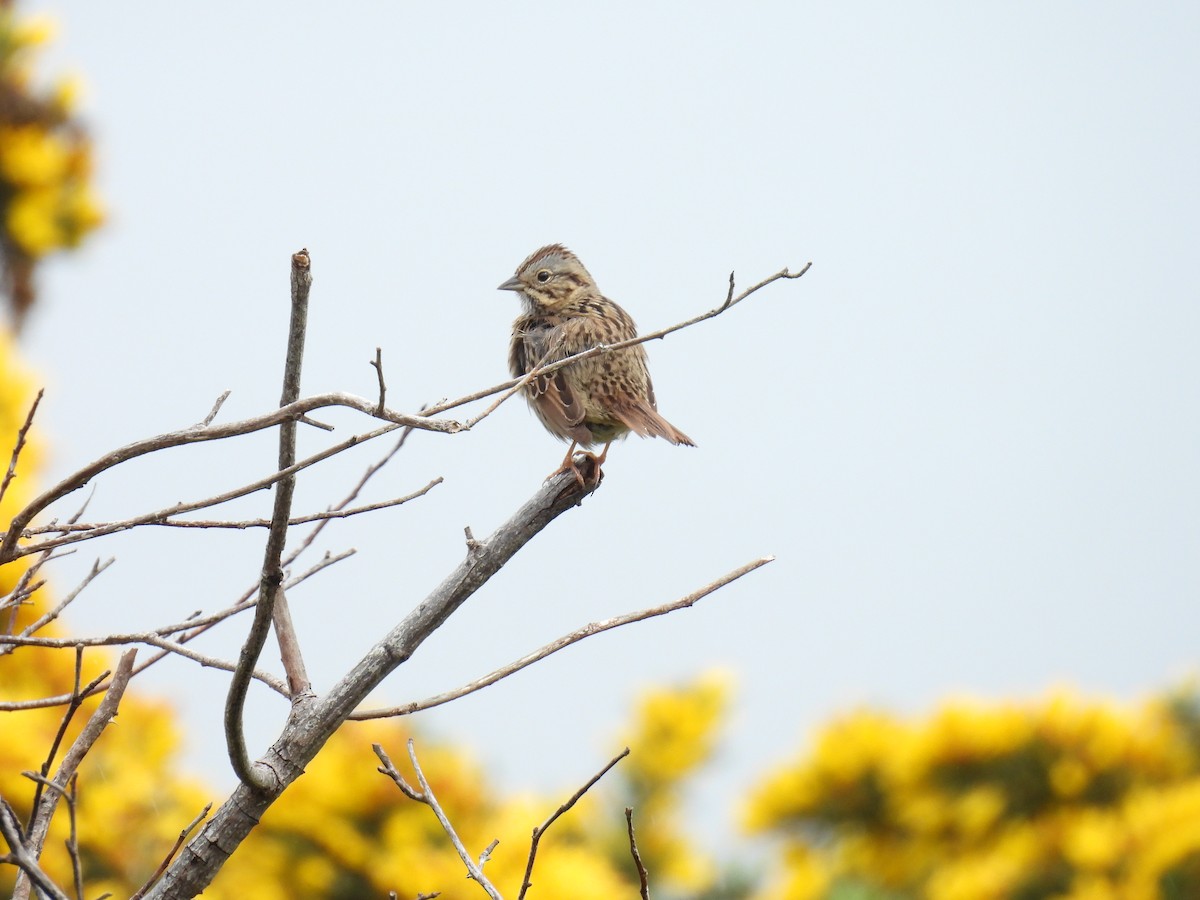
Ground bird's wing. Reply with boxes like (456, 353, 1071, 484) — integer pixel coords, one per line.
(510, 317, 590, 441)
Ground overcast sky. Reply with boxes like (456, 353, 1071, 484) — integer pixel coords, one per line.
(18, 2, 1200, 850)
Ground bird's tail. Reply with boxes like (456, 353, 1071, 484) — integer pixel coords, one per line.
(612, 401, 696, 447)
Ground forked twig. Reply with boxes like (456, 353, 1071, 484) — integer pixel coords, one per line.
(377, 740, 503, 900)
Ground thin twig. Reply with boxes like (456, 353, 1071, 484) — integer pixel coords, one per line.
(285, 548, 356, 591)
(0, 558, 114, 657)
(29, 478, 442, 535)
(1, 530, 60, 636)
(65, 776, 83, 900)
(196, 391, 232, 429)
(226, 249, 313, 788)
(27, 646, 89, 827)
(0, 632, 288, 706)
(518, 748, 630, 900)
(353, 556, 774, 719)
(371, 347, 387, 416)
(0, 393, 461, 562)
(0, 388, 42, 508)
(9, 419, 406, 558)
(626, 808, 650, 900)
(128, 803, 212, 900)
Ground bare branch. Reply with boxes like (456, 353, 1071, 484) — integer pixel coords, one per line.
(518, 748, 630, 900)
(9, 418, 406, 558)
(226, 249, 313, 788)
(626, 808, 650, 900)
(352, 556, 775, 720)
(404, 739, 503, 900)
(0, 387, 42, 509)
(0, 629, 288, 708)
(0, 393, 462, 562)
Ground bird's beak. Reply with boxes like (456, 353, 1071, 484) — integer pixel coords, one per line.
(497, 276, 523, 292)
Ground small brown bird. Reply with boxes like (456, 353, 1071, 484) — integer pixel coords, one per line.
(499, 244, 694, 482)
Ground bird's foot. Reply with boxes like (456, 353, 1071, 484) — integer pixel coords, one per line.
(548, 451, 602, 489)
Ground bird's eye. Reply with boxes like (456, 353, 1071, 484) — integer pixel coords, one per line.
(536, 269, 552, 283)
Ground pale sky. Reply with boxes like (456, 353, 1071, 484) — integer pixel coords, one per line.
(18, 2, 1200, 850)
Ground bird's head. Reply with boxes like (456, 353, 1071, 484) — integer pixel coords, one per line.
(498, 244, 596, 312)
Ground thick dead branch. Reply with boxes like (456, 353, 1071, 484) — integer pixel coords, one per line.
(143, 466, 598, 900)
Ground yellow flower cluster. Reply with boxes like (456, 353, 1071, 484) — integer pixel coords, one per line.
(0, 14, 102, 258)
(0, 12, 103, 326)
(745, 690, 1200, 900)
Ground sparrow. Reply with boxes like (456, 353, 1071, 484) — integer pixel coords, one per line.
(499, 244, 694, 483)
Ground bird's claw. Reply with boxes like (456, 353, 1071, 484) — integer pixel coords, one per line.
(548, 451, 602, 490)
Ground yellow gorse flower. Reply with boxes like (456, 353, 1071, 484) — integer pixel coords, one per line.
(747, 689, 1200, 900)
